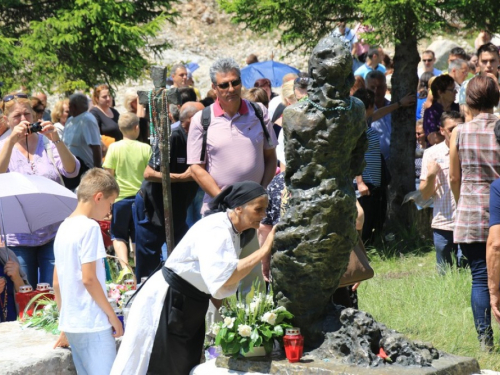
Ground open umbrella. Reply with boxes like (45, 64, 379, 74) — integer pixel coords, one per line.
(241, 60, 300, 89)
(0, 172, 77, 235)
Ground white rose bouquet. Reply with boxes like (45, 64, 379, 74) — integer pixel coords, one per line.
(213, 280, 293, 357)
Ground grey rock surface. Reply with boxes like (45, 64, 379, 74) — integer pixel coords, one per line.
(0, 322, 75, 375)
(311, 309, 439, 367)
(426, 39, 460, 71)
(216, 352, 480, 375)
(271, 34, 367, 348)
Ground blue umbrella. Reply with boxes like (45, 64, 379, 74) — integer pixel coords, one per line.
(241, 60, 300, 88)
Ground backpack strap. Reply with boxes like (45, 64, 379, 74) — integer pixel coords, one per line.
(248, 101, 273, 147)
(200, 106, 212, 162)
(199, 101, 273, 162)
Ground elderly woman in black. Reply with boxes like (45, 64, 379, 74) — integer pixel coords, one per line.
(112, 181, 276, 375)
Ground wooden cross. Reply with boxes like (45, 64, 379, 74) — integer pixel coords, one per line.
(138, 65, 181, 256)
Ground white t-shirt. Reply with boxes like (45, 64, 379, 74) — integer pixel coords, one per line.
(54, 216, 110, 333)
(166, 212, 241, 299)
(268, 95, 282, 121)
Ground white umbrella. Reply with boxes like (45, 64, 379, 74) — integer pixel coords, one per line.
(0, 172, 77, 235)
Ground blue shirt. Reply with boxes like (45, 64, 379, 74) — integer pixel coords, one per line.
(418, 67, 442, 78)
(368, 99, 392, 161)
(361, 127, 382, 187)
(489, 178, 500, 227)
(354, 63, 386, 79)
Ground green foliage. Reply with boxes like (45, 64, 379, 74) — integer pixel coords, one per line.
(212, 280, 294, 358)
(219, 0, 500, 51)
(22, 293, 60, 335)
(0, 0, 178, 93)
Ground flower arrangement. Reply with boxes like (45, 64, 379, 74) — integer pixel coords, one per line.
(106, 282, 134, 307)
(211, 283, 294, 357)
(22, 294, 60, 334)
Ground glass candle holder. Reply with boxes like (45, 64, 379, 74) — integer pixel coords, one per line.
(283, 327, 304, 363)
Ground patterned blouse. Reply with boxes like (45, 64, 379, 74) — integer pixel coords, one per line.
(454, 113, 500, 243)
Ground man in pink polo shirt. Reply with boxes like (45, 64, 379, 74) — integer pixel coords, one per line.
(187, 57, 278, 293)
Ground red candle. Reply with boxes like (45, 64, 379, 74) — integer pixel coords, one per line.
(15, 285, 55, 319)
(283, 327, 304, 363)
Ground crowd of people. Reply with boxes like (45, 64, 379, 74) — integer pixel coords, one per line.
(1, 24, 500, 373)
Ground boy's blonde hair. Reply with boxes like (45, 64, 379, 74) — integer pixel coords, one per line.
(77, 168, 120, 202)
(118, 112, 139, 133)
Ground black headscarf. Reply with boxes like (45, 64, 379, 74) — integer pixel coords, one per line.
(208, 181, 267, 214)
(207, 181, 267, 248)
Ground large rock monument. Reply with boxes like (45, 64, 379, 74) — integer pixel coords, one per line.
(210, 34, 480, 374)
(272, 34, 367, 348)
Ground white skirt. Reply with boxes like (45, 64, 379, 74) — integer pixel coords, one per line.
(111, 270, 169, 375)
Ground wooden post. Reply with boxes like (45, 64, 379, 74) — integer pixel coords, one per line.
(138, 66, 181, 256)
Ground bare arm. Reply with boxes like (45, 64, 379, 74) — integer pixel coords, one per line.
(52, 266, 69, 348)
(356, 175, 370, 196)
(41, 122, 77, 174)
(449, 128, 461, 203)
(0, 123, 28, 173)
(261, 148, 277, 189)
(82, 261, 123, 338)
(419, 175, 437, 201)
(90, 145, 102, 168)
(258, 223, 273, 282)
(144, 165, 162, 182)
(371, 93, 416, 121)
(223, 226, 276, 288)
(190, 163, 221, 198)
(170, 167, 194, 183)
(487, 225, 500, 325)
(3, 260, 25, 292)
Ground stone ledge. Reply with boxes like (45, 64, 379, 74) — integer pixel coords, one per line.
(215, 352, 480, 375)
(0, 321, 75, 375)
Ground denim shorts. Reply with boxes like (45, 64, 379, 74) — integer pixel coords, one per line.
(65, 329, 116, 375)
(110, 197, 136, 243)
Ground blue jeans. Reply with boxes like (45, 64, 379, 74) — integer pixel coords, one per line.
(186, 187, 204, 228)
(133, 193, 165, 280)
(65, 329, 116, 375)
(460, 242, 493, 344)
(433, 229, 461, 274)
(110, 197, 136, 243)
(12, 240, 55, 287)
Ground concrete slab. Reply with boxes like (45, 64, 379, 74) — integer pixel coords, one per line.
(215, 352, 480, 375)
(0, 321, 76, 375)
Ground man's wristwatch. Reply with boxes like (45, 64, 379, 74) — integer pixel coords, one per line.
(53, 139, 62, 144)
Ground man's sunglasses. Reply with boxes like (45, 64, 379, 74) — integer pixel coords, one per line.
(216, 79, 242, 90)
(422, 59, 433, 63)
(3, 93, 29, 102)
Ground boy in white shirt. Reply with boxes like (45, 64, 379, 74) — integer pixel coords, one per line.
(53, 168, 124, 374)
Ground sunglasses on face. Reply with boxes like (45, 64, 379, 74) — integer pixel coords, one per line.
(216, 78, 242, 90)
(3, 93, 29, 103)
(34, 107, 45, 114)
(422, 59, 433, 63)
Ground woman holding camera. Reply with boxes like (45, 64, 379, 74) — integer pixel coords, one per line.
(0, 93, 80, 287)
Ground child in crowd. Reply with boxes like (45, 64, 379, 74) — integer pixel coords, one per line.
(53, 168, 123, 373)
(102, 112, 152, 267)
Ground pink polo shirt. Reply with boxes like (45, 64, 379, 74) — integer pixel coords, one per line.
(187, 99, 277, 214)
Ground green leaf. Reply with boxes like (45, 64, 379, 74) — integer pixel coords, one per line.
(260, 326, 273, 339)
(274, 325, 284, 336)
(250, 328, 259, 341)
(227, 332, 235, 342)
(254, 336, 263, 347)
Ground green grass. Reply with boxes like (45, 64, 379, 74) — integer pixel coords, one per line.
(358, 239, 500, 371)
